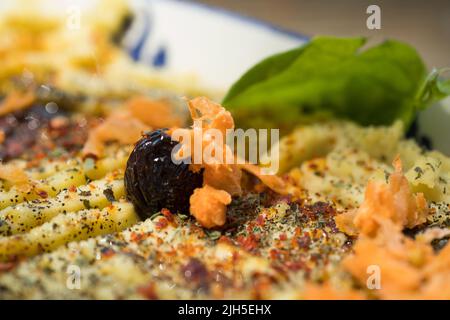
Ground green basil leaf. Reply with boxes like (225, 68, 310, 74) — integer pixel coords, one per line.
(223, 36, 443, 133)
(223, 45, 309, 103)
(416, 68, 450, 108)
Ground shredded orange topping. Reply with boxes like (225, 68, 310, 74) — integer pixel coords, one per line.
(335, 157, 450, 299)
(82, 96, 287, 226)
(82, 96, 182, 158)
(126, 97, 184, 129)
(335, 156, 428, 237)
(190, 185, 232, 229)
(343, 230, 450, 299)
(240, 163, 288, 195)
(0, 90, 35, 117)
(82, 111, 148, 158)
(174, 97, 287, 228)
(203, 163, 243, 196)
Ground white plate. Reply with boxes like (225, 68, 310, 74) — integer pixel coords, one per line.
(123, 0, 307, 90)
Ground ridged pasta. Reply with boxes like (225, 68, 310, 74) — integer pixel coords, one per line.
(0, 140, 137, 261)
(0, 166, 87, 209)
(0, 202, 138, 261)
(27, 160, 80, 180)
(0, 176, 125, 236)
(83, 153, 129, 180)
(0, 149, 129, 209)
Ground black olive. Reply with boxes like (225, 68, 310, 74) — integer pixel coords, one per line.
(124, 129, 203, 219)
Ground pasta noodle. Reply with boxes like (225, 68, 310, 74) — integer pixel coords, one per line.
(0, 175, 125, 236)
(0, 201, 138, 260)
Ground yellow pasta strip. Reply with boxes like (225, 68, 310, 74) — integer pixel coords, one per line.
(0, 202, 138, 261)
(0, 151, 127, 209)
(0, 166, 86, 209)
(84, 154, 128, 180)
(0, 177, 125, 236)
(26, 148, 128, 182)
(28, 160, 79, 180)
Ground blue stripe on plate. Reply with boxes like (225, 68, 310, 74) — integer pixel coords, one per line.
(129, 11, 151, 61)
(152, 46, 167, 67)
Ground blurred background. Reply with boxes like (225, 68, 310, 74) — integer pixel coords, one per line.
(196, 0, 450, 68)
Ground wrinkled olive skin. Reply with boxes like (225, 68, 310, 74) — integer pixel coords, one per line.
(125, 130, 203, 219)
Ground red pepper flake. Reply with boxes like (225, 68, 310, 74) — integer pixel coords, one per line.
(101, 248, 115, 258)
(191, 225, 206, 238)
(0, 261, 16, 272)
(36, 190, 48, 199)
(161, 208, 178, 226)
(279, 233, 287, 241)
(161, 208, 174, 222)
(155, 217, 169, 230)
(308, 163, 318, 170)
(130, 232, 144, 243)
(271, 248, 290, 261)
(255, 214, 266, 227)
(269, 249, 280, 261)
(218, 235, 233, 245)
(35, 152, 46, 160)
(285, 260, 305, 271)
(68, 185, 77, 193)
(137, 282, 158, 300)
(237, 234, 259, 252)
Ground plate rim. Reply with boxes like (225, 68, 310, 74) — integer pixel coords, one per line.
(147, 0, 310, 42)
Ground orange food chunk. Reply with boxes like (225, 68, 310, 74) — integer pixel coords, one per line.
(336, 156, 428, 237)
(83, 96, 183, 158)
(336, 157, 450, 299)
(334, 209, 358, 236)
(240, 163, 287, 195)
(188, 97, 234, 137)
(82, 111, 149, 158)
(127, 96, 184, 128)
(190, 185, 232, 229)
(203, 163, 242, 196)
